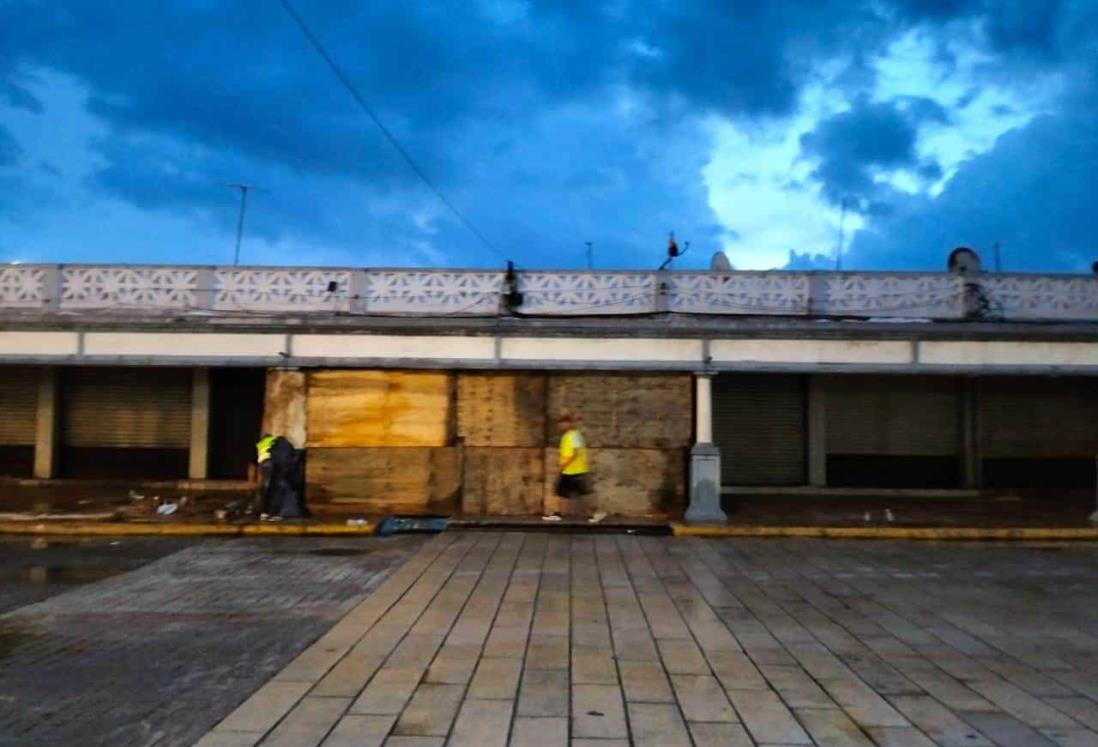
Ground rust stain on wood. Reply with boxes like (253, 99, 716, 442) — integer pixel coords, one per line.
(307, 446, 461, 512)
(456, 373, 546, 447)
(546, 373, 692, 448)
(462, 446, 545, 515)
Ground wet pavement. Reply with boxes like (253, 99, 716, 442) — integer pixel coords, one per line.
(0, 535, 425, 747)
(199, 533, 1098, 747)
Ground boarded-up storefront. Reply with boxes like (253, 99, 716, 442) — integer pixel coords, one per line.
(0, 366, 38, 477)
(824, 375, 960, 487)
(304, 370, 460, 513)
(979, 377, 1098, 489)
(296, 368, 691, 517)
(60, 367, 191, 478)
(713, 374, 806, 486)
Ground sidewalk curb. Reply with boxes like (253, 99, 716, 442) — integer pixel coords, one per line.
(670, 524, 1098, 540)
(0, 521, 377, 537)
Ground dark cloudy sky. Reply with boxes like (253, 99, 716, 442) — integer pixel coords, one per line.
(1, 1, 1095, 271)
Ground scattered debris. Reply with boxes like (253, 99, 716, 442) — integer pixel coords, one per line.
(885, 508, 895, 522)
(155, 503, 178, 517)
(128, 490, 145, 501)
(345, 519, 369, 528)
(863, 511, 872, 522)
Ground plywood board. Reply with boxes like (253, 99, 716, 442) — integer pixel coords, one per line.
(263, 369, 307, 448)
(461, 447, 545, 515)
(456, 373, 546, 447)
(307, 446, 461, 513)
(546, 374, 692, 448)
(543, 447, 686, 517)
(307, 370, 451, 447)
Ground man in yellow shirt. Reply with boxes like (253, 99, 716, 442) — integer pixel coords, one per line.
(545, 414, 606, 523)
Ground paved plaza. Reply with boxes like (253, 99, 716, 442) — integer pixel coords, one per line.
(195, 533, 1098, 747)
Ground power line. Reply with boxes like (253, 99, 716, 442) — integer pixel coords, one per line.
(275, 0, 498, 254)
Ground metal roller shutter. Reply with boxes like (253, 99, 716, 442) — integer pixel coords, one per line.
(825, 376, 959, 456)
(713, 374, 806, 486)
(62, 368, 191, 448)
(980, 377, 1098, 489)
(0, 367, 38, 445)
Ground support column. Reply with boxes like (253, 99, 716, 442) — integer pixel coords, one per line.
(33, 367, 60, 479)
(685, 372, 726, 524)
(262, 368, 307, 448)
(188, 368, 211, 480)
(807, 376, 827, 487)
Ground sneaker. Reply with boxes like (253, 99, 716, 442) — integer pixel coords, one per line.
(542, 514, 562, 522)
(588, 511, 608, 524)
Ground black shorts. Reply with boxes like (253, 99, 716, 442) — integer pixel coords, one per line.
(556, 473, 587, 499)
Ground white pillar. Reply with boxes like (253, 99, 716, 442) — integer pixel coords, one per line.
(686, 372, 726, 524)
(33, 367, 59, 479)
(695, 373, 713, 444)
(188, 368, 210, 480)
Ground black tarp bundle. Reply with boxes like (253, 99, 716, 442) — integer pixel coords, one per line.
(264, 437, 309, 519)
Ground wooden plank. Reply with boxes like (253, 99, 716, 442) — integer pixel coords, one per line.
(307, 447, 461, 512)
(307, 371, 451, 447)
(263, 369, 307, 448)
(543, 447, 686, 517)
(456, 373, 546, 447)
(546, 374, 692, 448)
(462, 447, 545, 515)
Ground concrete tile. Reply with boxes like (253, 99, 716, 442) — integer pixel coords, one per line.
(865, 726, 942, 747)
(687, 721, 754, 747)
(819, 677, 909, 727)
(761, 664, 837, 708)
(888, 694, 993, 747)
(726, 688, 812, 745)
(795, 707, 875, 747)
(320, 715, 396, 747)
(260, 696, 351, 747)
(193, 734, 262, 747)
(709, 651, 768, 690)
(570, 741, 629, 747)
(572, 647, 618, 684)
(657, 638, 710, 675)
(618, 659, 675, 703)
(511, 716, 568, 747)
(392, 684, 464, 737)
(424, 646, 479, 684)
(448, 698, 513, 747)
(217, 680, 312, 734)
(381, 737, 444, 747)
(518, 668, 569, 717)
(968, 678, 1080, 729)
(670, 674, 737, 723)
(350, 669, 421, 715)
(483, 625, 530, 658)
(468, 656, 523, 700)
(959, 710, 1061, 747)
(312, 653, 385, 698)
(611, 627, 659, 661)
(1047, 698, 1098, 732)
(1041, 728, 1098, 747)
(571, 684, 628, 739)
(627, 702, 691, 747)
(526, 634, 570, 669)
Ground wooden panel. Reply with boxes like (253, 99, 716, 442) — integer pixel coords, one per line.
(263, 369, 307, 448)
(307, 371, 451, 447)
(307, 447, 461, 512)
(456, 373, 546, 447)
(546, 374, 692, 448)
(62, 368, 191, 448)
(543, 447, 686, 517)
(0, 366, 38, 445)
(462, 447, 545, 515)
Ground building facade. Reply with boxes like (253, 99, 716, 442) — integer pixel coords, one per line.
(1, 264, 1096, 518)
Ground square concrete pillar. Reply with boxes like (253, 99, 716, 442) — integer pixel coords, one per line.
(33, 367, 60, 479)
(188, 368, 211, 480)
(685, 373, 727, 524)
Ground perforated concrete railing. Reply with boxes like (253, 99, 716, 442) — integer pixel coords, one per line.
(1, 264, 1096, 321)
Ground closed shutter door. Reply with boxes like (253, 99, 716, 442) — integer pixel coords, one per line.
(980, 377, 1098, 488)
(824, 375, 960, 487)
(62, 368, 191, 448)
(713, 374, 805, 486)
(0, 367, 38, 445)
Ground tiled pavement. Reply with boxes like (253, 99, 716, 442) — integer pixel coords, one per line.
(196, 533, 1098, 746)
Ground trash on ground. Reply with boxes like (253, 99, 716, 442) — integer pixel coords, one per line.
(155, 503, 178, 517)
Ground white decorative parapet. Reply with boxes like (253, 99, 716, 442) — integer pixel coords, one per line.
(366, 270, 502, 315)
(517, 272, 656, 315)
(0, 266, 46, 308)
(214, 268, 353, 313)
(0, 264, 1095, 322)
(822, 273, 963, 318)
(669, 272, 810, 315)
(979, 275, 1098, 321)
(61, 266, 199, 310)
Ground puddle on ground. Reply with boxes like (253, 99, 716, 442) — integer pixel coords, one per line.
(1, 566, 120, 585)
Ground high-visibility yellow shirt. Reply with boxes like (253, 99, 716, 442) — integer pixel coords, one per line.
(559, 429, 588, 475)
(256, 435, 276, 463)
